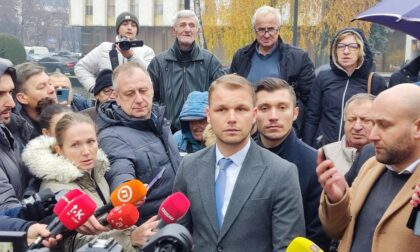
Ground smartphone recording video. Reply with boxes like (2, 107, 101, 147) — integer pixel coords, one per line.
(56, 88, 70, 103)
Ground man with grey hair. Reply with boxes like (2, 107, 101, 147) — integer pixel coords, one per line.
(148, 9, 226, 132)
(323, 93, 375, 174)
(230, 5, 315, 137)
(97, 62, 181, 223)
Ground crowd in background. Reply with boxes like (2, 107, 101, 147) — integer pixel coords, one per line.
(0, 4, 419, 252)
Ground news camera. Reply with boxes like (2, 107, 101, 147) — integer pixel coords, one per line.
(141, 223, 193, 252)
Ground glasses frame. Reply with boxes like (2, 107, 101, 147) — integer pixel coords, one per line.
(337, 43, 360, 52)
(255, 27, 279, 36)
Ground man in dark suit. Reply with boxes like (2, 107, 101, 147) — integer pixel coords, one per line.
(173, 74, 305, 251)
(254, 77, 330, 250)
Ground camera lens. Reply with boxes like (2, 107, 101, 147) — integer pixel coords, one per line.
(119, 41, 131, 51)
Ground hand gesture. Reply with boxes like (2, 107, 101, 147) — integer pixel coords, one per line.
(130, 215, 159, 247)
(316, 149, 348, 203)
(410, 184, 420, 208)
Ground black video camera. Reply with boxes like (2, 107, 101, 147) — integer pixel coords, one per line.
(115, 37, 144, 51)
(20, 188, 56, 222)
(141, 224, 193, 252)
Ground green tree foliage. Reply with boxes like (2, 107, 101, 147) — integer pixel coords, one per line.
(0, 33, 26, 64)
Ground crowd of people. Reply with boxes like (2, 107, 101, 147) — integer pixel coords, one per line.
(0, 4, 419, 252)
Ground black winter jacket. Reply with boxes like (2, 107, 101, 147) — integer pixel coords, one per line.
(230, 37, 315, 136)
(302, 28, 387, 147)
(148, 41, 226, 131)
(0, 123, 31, 210)
(257, 130, 331, 250)
(97, 102, 181, 223)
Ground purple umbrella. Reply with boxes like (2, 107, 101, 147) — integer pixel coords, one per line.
(353, 0, 420, 39)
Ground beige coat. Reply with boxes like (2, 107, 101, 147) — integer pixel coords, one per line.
(22, 136, 136, 252)
(319, 157, 420, 252)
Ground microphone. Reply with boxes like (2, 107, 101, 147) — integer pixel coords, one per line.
(155, 192, 190, 230)
(286, 237, 324, 252)
(98, 204, 140, 230)
(94, 179, 147, 218)
(407, 205, 420, 236)
(27, 189, 85, 248)
(29, 194, 96, 249)
(53, 189, 84, 215)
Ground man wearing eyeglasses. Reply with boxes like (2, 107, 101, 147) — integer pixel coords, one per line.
(230, 5, 315, 137)
(80, 69, 115, 121)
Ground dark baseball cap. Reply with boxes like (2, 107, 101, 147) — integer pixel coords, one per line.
(0, 58, 17, 82)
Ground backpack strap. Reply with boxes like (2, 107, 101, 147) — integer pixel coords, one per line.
(367, 72, 374, 94)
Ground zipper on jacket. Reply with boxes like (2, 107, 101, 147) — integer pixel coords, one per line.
(338, 78, 350, 141)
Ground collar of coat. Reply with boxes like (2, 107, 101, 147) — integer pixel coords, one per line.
(22, 135, 109, 183)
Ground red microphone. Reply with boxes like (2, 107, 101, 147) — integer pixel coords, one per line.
(53, 189, 84, 215)
(29, 193, 96, 249)
(156, 192, 190, 230)
(99, 204, 140, 230)
(28, 189, 85, 249)
(94, 179, 147, 217)
(50, 194, 97, 235)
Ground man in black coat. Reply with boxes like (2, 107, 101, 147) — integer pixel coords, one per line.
(254, 77, 330, 250)
(230, 5, 315, 136)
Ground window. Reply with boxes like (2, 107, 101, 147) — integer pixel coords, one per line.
(107, 0, 115, 25)
(130, 0, 138, 14)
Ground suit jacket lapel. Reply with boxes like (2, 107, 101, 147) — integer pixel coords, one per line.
(378, 163, 420, 226)
(352, 161, 386, 217)
(219, 142, 266, 240)
(197, 146, 219, 234)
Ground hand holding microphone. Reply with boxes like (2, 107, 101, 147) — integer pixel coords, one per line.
(155, 192, 190, 231)
(97, 203, 140, 230)
(94, 179, 147, 218)
(29, 193, 97, 249)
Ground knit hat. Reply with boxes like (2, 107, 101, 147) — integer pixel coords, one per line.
(0, 57, 16, 83)
(94, 69, 113, 95)
(115, 12, 139, 35)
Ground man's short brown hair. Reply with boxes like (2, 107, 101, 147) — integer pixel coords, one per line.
(255, 78, 296, 106)
(208, 74, 255, 106)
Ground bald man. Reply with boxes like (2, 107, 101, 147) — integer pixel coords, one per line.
(317, 84, 420, 251)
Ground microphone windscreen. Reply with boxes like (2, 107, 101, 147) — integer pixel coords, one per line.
(53, 189, 84, 215)
(158, 192, 190, 224)
(57, 194, 96, 230)
(110, 179, 147, 206)
(286, 237, 324, 252)
(107, 204, 140, 229)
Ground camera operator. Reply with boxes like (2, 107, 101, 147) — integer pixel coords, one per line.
(75, 11, 155, 93)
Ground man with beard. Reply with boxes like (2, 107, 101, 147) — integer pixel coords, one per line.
(14, 63, 57, 141)
(317, 84, 420, 251)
